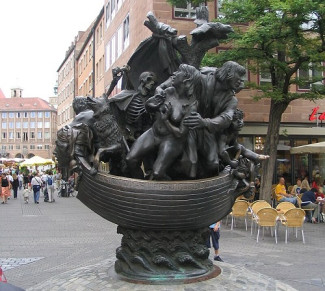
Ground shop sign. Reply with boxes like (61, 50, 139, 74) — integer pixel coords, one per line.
(309, 106, 325, 121)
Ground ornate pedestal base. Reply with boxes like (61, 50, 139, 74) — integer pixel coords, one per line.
(115, 226, 220, 284)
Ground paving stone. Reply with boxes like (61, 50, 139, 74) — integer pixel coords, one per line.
(1, 189, 325, 290)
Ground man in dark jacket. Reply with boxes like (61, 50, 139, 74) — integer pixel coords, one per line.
(301, 188, 320, 223)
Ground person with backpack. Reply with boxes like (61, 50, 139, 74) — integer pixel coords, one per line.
(47, 171, 55, 203)
(31, 172, 42, 204)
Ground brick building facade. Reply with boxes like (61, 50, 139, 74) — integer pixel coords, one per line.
(0, 88, 57, 159)
(56, 0, 325, 183)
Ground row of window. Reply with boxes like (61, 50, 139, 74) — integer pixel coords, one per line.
(173, 1, 226, 19)
(1, 112, 51, 118)
(78, 42, 93, 76)
(96, 57, 105, 84)
(1, 122, 50, 129)
(1, 144, 50, 150)
(58, 55, 74, 85)
(2, 131, 50, 140)
(79, 73, 93, 96)
(105, 0, 124, 27)
(58, 106, 74, 126)
(58, 79, 74, 105)
(105, 15, 129, 71)
(259, 63, 324, 90)
(217, 49, 324, 90)
(96, 19, 104, 45)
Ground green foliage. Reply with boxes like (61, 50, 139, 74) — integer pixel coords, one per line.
(166, 0, 211, 7)
(203, 0, 325, 103)
(20, 166, 29, 175)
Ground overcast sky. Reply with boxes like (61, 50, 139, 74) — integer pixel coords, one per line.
(0, 0, 103, 101)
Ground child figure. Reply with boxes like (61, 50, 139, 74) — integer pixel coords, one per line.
(23, 186, 30, 204)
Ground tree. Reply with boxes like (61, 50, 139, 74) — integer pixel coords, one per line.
(202, 0, 325, 201)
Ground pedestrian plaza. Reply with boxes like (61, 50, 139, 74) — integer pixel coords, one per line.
(1, 189, 325, 290)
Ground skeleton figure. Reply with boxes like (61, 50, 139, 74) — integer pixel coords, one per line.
(109, 71, 157, 143)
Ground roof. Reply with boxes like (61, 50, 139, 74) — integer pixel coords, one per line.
(0, 97, 56, 112)
(0, 88, 6, 99)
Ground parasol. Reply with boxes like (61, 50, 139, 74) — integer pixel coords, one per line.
(290, 142, 325, 154)
(20, 156, 55, 167)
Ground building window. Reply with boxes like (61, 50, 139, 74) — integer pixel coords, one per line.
(23, 132, 28, 141)
(123, 15, 129, 49)
(16, 145, 20, 150)
(106, 2, 111, 25)
(44, 122, 50, 128)
(89, 43, 93, 60)
(259, 69, 272, 85)
(44, 145, 50, 150)
(37, 122, 43, 128)
(8, 145, 13, 150)
(2, 122, 6, 129)
(16, 112, 21, 118)
(9, 122, 14, 129)
(38, 112, 43, 118)
(297, 63, 324, 90)
(117, 25, 123, 58)
(217, 0, 226, 18)
(37, 145, 43, 150)
(37, 132, 42, 139)
(24, 112, 28, 118)
(111, 0, 116, 21)
(9, 132, 14, 139)
(105, 42, 111, 71)
(23, 122, 28, 128)
(174, 2, 198, 19)
(45, 112, 50, 118)
(111, 35, 116, 65)
(30, 145, 35, 150)
(30, 132, 35, 139)
(30, 112, 36, 118)
(2, 113, 7, 118)
(16, 122, 21, 128)
(44, 132, 50, 139)
(2, 132, 6, 139)
(16, 132, 21, 139)
(8, 112, 14, 118)
(30, 122, 35, 128)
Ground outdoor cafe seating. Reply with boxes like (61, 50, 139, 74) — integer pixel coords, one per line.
(280, 208, 306, 244)
(226, 200, 249, 231)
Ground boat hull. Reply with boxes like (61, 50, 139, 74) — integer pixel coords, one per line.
(77, 169, 240, 230)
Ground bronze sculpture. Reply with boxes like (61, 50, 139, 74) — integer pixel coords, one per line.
(55, 8, 269, 284)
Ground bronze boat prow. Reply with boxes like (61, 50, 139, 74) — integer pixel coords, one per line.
(77, 168, 241, 230)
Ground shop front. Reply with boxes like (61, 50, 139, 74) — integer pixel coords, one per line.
(239, 125, 325, 185)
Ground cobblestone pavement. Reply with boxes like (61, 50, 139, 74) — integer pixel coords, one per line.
(27, 260, 297, 291)
(0, 189, 324, 290)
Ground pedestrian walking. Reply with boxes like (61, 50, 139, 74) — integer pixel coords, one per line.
(31, 172, 42, 204)
(23, 173, 29, 188)
(47, 171, 55, 202)
(23, 186, 30, 204)
(1, 173, 11, 204)
(18, 173, 23, 190)
(207, 221, 223, 262)
(55, 171, 62, 191)
(11, 173, 19, 199)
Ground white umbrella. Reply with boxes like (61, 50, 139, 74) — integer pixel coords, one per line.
(20, 156, 55, 167)
(290, 142, 325, 154)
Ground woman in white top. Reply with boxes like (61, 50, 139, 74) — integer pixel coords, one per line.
(31, 172, 42, 204)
